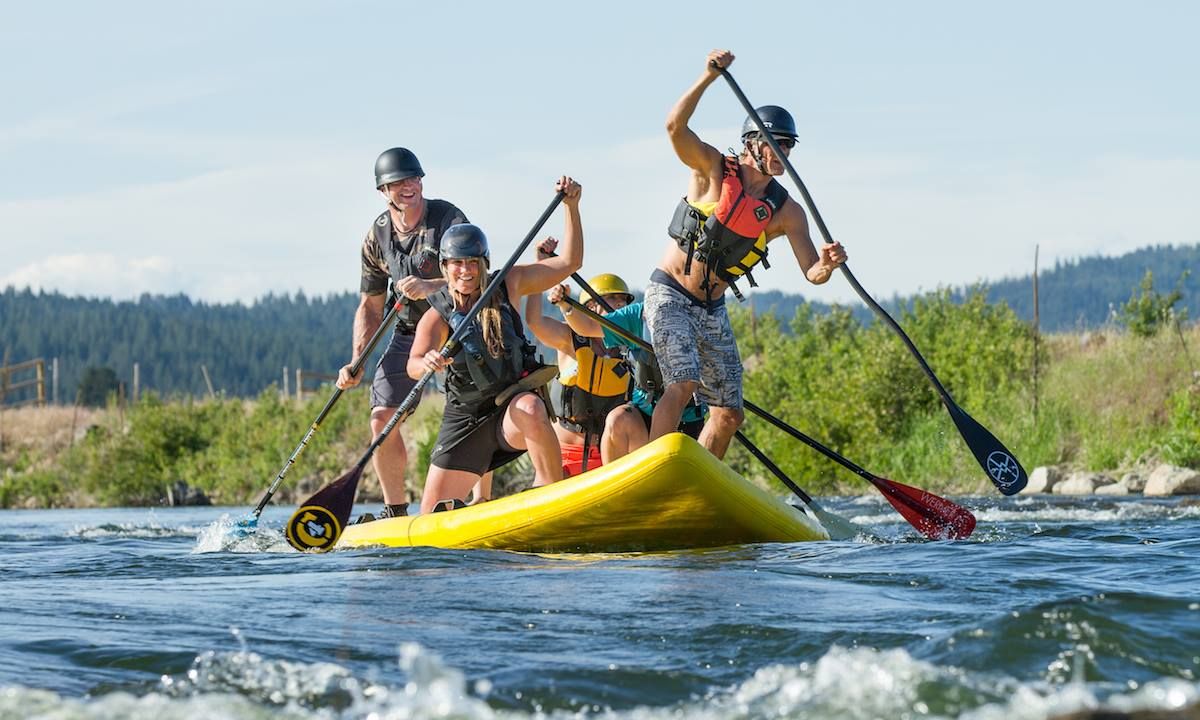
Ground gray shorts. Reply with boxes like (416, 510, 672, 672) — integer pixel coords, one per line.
(370, 331, 421, 410)
(643, 279, 743, 409)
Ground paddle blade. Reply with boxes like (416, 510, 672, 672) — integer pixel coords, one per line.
(869, 476, 976, 540)
(810, 505, 867, 541)
(285, 465, 363, 552)
(229, 513, 258, 539)
(946, 403, 1027, 495)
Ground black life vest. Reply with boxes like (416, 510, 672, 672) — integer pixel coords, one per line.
(558, 332, 632, 435)
(427, 273, 538, 412)
(667, 156, 788, 301)
(375, 199, 462, 330)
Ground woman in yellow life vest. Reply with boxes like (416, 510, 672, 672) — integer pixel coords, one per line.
(525, 268, 633, 477)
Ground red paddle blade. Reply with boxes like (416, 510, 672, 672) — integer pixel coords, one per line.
(285, 465, 363, 552)
(869, 476, 976, 540)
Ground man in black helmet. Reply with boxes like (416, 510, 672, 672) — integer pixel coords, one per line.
(335, 147, 468, 518)
(645, 49, 847, 460)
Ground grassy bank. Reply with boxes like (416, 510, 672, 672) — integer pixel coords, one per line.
(3, 292, 1198, 508)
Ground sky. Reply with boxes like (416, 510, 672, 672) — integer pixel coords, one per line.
(1, 1, 1197, 307)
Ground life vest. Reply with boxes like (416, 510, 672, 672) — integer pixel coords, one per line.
(427, 273, 538, 411)
(558, 332, 631, 435)
(375, 199, 461, 330)
(667, 156, 788, 301)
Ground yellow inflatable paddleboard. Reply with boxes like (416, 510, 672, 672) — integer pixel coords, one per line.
(336, 433, 828, 552)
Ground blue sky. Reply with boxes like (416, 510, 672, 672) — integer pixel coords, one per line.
(1, 1, 1196, 305)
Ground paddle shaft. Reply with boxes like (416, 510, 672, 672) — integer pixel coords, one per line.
(347, 191, 568, 474)
(252, 297, 405, 517)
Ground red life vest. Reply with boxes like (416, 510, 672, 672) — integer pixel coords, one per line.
(667, 156, 789, 300)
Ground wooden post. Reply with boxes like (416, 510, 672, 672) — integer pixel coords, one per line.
(282, 366, 289, 399)
(1, 347, 9, 407)
(200, 364, 216, 398)
(52, 357, 59, 405)
(295, 367, 303, 402)
(132, 362, 140, 403)
(36, 359, 46, 406)
(1032, 244, 1040, 422)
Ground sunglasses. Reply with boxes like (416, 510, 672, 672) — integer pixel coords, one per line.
(772, 137, 797, 149)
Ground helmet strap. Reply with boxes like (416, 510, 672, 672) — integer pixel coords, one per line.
(744, 137, 769, 175)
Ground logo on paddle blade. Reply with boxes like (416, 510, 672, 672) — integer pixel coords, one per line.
(286, 505, 342, 552)
(986, 451, 1022, 490)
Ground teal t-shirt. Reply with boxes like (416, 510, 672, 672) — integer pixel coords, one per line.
(600, 302, 705, 423)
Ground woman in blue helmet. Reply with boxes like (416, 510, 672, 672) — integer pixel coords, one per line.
(407, 176, 583, 514)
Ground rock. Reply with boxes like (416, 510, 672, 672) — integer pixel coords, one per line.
(165, 480, 212, 507)
(1053, 471, 1116, 495)
(1119, 471, 1147, 493)
(1024, 466, 1063, 494)
(1144, 464, 1200, 496)
(1095, 482, 1130, 496)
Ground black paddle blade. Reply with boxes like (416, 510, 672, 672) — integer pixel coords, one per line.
(284, 465, 363, 552)
(946, 403, 1027, 495)
(869, 476, 977, 540)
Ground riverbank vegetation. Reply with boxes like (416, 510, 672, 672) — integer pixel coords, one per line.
(2, 288, 1197, 508)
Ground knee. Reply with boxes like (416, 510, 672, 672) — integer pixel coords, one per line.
(511, 392, 550, 426)
(663, 381, 698, 401)
(605, 405, 637, 434)
(709, 408, 744, 434)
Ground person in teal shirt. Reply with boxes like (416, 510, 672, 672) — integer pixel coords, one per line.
(546, 284, 706, 463)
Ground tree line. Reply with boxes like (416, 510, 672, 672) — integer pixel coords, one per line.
(2, 243, 1196, 403)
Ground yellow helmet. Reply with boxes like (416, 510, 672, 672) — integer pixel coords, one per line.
(579, 273, 633, 307)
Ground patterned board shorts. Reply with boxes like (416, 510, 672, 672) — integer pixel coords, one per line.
(643, 280, 743, 409)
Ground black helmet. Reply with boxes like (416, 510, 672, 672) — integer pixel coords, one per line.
(374, 147, 425, 188)
(440, 224, 490, 263)
(741, 105, 798, 140)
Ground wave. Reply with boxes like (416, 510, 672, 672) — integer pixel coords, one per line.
(2, 642, 1196, 720)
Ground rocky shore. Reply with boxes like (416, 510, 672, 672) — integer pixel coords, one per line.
(1024, 463, 1200, 496)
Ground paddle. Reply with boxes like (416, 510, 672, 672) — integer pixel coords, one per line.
(233, 296, 406, 535)
(742, 400, 976, 540)
(558, 295, 970, 539)
(285, 191, 567, 552)
(713, 64, 1027, 496)
(733, 430, 863, 540)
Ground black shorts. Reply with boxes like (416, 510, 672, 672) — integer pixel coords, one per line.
(430, 401, 525, 476)
(370, 331, 421, 410)
(636, 406, 704, 440)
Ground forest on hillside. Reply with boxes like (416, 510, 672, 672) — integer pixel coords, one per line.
(748, 243, 1199, 330)
(2, 243, 1196, 402)
(0, 289, 357, 403)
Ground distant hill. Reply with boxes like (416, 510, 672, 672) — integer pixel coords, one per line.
(2, 243, 1196, 401)
(746, 243, 1200, 332)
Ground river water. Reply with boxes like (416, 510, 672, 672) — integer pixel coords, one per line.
(1, 495, 1197, 719)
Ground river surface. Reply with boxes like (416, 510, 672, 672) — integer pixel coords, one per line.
(1, 495, 1197, 719)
